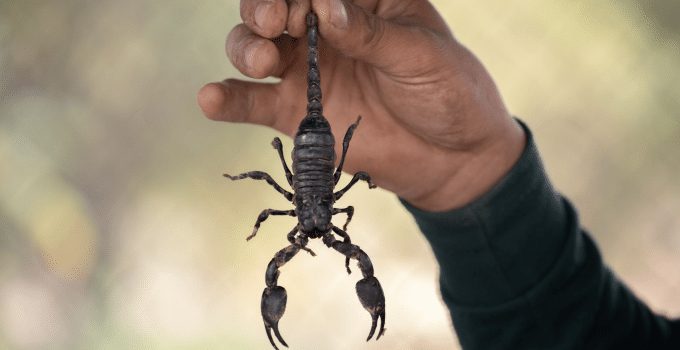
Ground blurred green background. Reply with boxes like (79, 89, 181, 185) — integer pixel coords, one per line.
(1, 1, 679, 349)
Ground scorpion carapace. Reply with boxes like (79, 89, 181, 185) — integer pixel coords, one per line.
(223, 11, 386, 350)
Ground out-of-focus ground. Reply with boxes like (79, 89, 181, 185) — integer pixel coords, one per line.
(1, 1, 679, 349)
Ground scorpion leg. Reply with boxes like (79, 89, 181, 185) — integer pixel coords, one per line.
(332, 206, 355, 231)
(223, 171, 293, 201)
(271, 137, 294, 186)
(247, 209, 296, 241)
(331, 207, 355, 274)
(334, 116, 362, 184)
(323, 227, 386, 341)
(333, 171, 377, 201)
(261, 240, 309, 350)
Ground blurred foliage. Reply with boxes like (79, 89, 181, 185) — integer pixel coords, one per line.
(1, 1, 679, 349)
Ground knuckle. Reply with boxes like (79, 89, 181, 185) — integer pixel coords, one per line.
(363, 15, 386, 49)
(342, 12, 387, 59)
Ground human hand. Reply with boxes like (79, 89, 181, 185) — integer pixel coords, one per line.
(197, 0, 525, 211)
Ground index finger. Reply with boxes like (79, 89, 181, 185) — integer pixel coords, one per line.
(240, 0, 289, 38)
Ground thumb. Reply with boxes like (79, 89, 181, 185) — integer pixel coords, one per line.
(197, 79, 281, 128)
(311, 0, 437, 74)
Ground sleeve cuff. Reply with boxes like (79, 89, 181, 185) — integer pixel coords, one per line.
(400, 119, 571, 306)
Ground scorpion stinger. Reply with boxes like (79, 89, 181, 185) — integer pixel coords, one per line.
(224, 11, 385, 349)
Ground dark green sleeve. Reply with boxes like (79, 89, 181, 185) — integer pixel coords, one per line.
(401, 121, 680, 349)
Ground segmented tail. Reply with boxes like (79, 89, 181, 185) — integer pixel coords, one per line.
(306, 12, 322, 117)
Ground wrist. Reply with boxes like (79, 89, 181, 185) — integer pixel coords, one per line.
(405, 118, 526, 212)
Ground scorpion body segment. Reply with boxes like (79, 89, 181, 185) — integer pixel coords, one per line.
(292, 129, 336, 237)
(224, 12, 385, 349)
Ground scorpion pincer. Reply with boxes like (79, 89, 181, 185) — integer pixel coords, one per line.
(223, 11, 386, 350)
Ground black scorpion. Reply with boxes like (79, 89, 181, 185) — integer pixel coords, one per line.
(223, 11, 386, 350)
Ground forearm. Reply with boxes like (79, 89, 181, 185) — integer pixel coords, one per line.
(401, 120, 679, 349)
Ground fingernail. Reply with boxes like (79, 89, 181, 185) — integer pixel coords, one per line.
(329, 0, 349, 29)
(254, 2, 272, 30)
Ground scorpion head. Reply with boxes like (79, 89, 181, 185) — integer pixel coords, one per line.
(297, 194, 333, 236)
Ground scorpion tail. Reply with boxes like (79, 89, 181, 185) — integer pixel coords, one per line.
(306, 11, 323, 117)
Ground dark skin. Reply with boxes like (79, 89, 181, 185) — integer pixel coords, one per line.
(197, 0, 525, 211)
